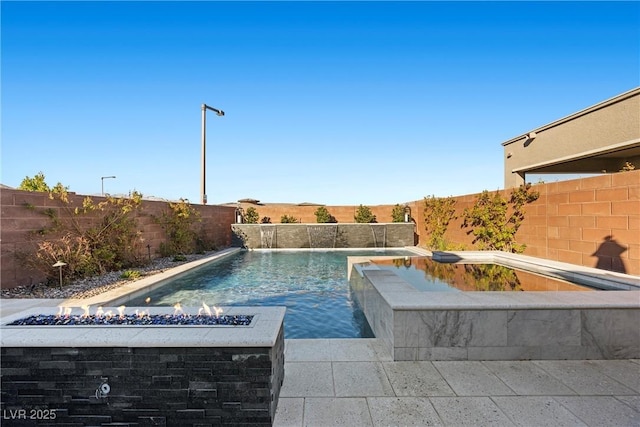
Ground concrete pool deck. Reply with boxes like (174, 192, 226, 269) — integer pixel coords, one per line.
(1, 299, 638, 426)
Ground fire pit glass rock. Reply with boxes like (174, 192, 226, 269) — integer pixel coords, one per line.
(7, 304, 253, 326)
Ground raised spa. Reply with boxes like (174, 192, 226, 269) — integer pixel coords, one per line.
(349, 250, 640, 361)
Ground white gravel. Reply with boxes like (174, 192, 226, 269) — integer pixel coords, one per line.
(1, 253, 214, 300)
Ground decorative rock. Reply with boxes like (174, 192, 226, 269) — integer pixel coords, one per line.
(1, 253, 214, 300)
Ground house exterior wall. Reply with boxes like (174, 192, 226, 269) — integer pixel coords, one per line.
(503, 88, 640, 188)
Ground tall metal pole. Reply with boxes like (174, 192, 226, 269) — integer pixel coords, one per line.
(201, 104, 207, 204)
(101, 176, 116, 196)
(200, 104, 224, 205)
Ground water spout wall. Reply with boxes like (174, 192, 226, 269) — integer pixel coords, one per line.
(370, 224, 387, 248)
(307, 225, 338, 248)
(260, 226, 276, 249)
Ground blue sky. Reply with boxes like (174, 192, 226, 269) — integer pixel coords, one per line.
(2, 1, 638, 205)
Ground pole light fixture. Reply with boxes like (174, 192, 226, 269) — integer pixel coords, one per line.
(404, 205, 412, 223)
(52, 260, 67, 291)
(101, 176, 116, 196)
(201, 103, 225, 205)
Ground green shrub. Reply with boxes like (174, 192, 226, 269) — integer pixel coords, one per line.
(391, 204, 406, 222)
(261, 216, 272, 224)
(280, 215, 299, 223)
(21, 190, 146, 284)
(462, 184, 539, 253)
(244, 207, 259, 224)
(354, 205, 376, 223)
(314, 206, 337, 223)
(423, 196, 457, 250)
(157, 199, 200, 257)
(120, 270, 141, 280)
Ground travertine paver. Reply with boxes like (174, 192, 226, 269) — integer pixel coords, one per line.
(367, 397, 443, 426)
(615, 395, 640, 412)
(483, 360, 576, 395)
(284, 339, 334, 361)
(587, 359, 640, 393)
(430, 396, 516, 426)
(333, 362, 395, 397)
(553, 396, 640, 426)
(534, 360, 637, 395)
(491, 396, 588, 426)
(303, 397, 373, 427)
(273, 397, 304, 427)
(382, 361, 455, 396)
(432, 361, 516, 396)
(279, 362, 334, 397)
(330, 339, 385, 361)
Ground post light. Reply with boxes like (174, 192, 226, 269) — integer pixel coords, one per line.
(52, 261, 67, 291)
(235, 205, 243, 224)
(404, 205, 412, 223)
(201, 103, 225, 205)
(101, 176, 116, 196)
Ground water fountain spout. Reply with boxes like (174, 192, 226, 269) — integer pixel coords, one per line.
(260, 225, 276, 249)
(307, 225, 338, 248)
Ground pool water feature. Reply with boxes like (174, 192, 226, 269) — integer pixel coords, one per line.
(126, 249, 414, 338)
(372, 257, 594, 292)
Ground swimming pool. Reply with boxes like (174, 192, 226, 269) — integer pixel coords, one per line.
(126, 249, 414, 338)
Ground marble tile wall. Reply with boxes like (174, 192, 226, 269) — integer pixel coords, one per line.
(351, 266, 640, 361)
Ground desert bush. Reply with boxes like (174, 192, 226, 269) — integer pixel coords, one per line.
(462, 184, 539, 253)
(280, 215, 299, 223)
(314, 206, 337, 223)
(244, 207, 259, 224)
(391, 204, 406, 222)
(354, 205, 376, 223)
(19, 185, 146, 284)
(423, 196, 457, 250)
(157, 199, 200, 256)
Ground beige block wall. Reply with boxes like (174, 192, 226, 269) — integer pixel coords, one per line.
(2, 170, 638, 289)
(411, 171, 640, 276)
(0, 189, 235, 289)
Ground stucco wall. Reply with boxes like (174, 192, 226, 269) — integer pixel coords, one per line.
(503, 88, 640, 188)
(0, 189, 235, 289)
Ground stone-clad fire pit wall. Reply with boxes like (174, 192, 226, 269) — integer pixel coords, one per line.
(1, 306, 285, 426)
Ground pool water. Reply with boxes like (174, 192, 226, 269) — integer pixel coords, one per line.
(127, 249, 413, 338)
(373, 257, 594, 292)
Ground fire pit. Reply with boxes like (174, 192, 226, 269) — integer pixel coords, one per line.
(1, 305, 285, 426)
(7, 303, 253, 326)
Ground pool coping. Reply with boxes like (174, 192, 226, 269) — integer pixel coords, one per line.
(72, 246, 426, 308)
(61, 247, 243, 308)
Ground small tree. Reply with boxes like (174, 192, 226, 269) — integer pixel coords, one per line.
(354, 205, 376, 223)
(19, 172, 68, 194)
(157, 199, 201, 256)
(260, 216, 272, 224)
(21, 190, 145, 283)
(391, 204, 406, 222)
(244, 207, 259, 224)
(423, 196, 457, 250)
(280, 214, 299, 223)
(314, 206, 337, 223)
(462, 184, 539, 253)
